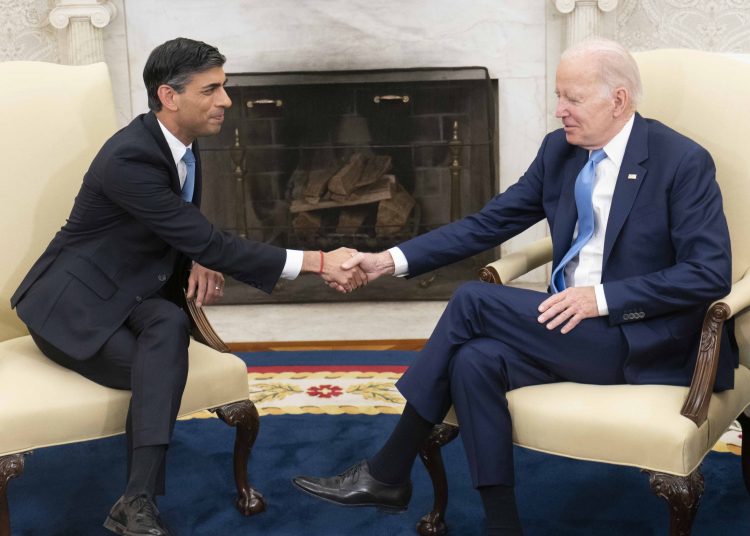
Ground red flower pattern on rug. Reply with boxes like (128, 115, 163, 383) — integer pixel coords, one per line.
(306, 384, 343, 398)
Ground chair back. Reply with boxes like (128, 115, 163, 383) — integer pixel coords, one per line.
(634, 49, 750, 369)
(0, 62, 117, 342)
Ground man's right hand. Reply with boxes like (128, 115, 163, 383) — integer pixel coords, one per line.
(341, 251, 395, 283)
(321, 247, 367, 292)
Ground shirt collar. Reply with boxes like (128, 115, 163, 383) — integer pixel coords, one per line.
(600, 113, 635, 168)
(156, 118, 193, 168)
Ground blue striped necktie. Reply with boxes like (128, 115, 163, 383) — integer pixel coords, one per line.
(181, 148, 196, 202)
(550, 148, 607, 293)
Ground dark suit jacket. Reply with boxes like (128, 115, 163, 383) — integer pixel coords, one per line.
(11, 112, 287, 359)
(397, 113, 737, 390)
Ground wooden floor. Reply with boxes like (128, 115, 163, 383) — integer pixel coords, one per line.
(228, 339, 427, 352)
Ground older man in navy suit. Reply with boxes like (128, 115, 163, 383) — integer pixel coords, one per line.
(11, 38, 364, 536)
(293, 38, 737, 535)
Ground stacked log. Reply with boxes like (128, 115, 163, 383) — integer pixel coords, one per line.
(290, 152, 414, 237)
(376, 182, 416, 236)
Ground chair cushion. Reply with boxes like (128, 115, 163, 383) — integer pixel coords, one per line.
(443, 364, 750, 476)
(0, 335, 249, 456)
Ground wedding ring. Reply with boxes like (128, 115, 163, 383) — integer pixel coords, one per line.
(215, 286, 221, 291)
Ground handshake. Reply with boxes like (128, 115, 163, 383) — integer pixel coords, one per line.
(311, 247, 395, 294)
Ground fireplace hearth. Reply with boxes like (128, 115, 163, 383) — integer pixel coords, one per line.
(198, 67, 498, 303)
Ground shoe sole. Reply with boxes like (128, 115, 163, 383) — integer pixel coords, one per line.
(292, 479, 408, 514)
(103, 516, 127, 535)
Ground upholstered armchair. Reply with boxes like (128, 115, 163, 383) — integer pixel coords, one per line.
(0, 62, 264, 535)
(415, 49, 750, 536)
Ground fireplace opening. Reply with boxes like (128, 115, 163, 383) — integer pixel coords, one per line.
(198, 67, 498, 303)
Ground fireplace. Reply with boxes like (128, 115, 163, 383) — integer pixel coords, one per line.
(198, 67, 498, 303)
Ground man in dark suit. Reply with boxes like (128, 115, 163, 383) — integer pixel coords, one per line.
(11, 37, 363, 536)
(293, 38, 737, 535)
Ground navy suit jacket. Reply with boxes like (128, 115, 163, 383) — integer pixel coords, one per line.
(11, 112, 287, 359)
(398, 113, 737, 390)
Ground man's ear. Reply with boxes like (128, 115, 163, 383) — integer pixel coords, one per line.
(612, 87, 629, 117)
(157, 84, 179, 112)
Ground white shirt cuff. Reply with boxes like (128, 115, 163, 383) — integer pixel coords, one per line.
(389, 247, 409, 277)
(594, 284, 609, 316)
(281, 249, 303, 280)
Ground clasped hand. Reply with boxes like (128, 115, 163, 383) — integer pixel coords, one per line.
(321, 249, 395, 294)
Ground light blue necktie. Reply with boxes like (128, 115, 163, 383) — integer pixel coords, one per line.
(550, 148, 607, 293)
(181, 148, 196, 203)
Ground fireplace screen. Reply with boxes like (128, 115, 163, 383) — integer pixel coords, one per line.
(198, 67, 498, 303)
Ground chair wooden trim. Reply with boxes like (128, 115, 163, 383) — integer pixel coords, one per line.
(0, 455, 25, 536)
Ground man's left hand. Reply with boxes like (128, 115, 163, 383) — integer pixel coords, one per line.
(186, 262, 225, 307)
(537, 286, 598, 334)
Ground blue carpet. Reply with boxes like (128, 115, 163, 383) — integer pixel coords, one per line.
(8, 351, 750, 535)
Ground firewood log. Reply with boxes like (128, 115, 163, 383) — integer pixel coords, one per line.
(376, 182, 415, 236)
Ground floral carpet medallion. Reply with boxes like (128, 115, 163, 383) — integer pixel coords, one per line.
(247, 370, 406, 415)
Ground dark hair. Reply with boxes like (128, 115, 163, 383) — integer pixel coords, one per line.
(143, 37, 226, 112)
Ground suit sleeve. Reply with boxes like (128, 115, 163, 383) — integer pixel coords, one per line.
(97, 147, 286, 293)
(398, 135, 550, 277)
(604, 145, 732, 324)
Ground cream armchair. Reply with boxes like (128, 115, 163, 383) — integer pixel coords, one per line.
(0, 62, 265, 535)
(415, 49, 750, 536)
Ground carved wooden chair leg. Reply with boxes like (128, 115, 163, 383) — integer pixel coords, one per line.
(416, 423, 460, 536)
(645, 467, 704, 536)
(212, 400, 266, 517)
(738, 411, 750, 495)
(0, 453, 27, 536)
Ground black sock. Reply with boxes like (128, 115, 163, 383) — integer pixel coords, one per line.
(124, 445, 166, 499)
(367, 403, 435, 485)
(479, 484, 523, 536)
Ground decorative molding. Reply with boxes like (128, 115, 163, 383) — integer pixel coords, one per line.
(617, 0, 750, 52)
(554, 0, 620, 46)
(555, 0, 620, 14)
(48, 0, 117, 65)
(554, 0, 578, 14)
(48, 0, 117, 29)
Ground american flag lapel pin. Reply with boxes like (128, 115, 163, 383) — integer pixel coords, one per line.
(627, 173, 637, 180)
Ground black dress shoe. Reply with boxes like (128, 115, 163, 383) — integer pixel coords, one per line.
(103, 495, 173, 536)
(293, 460, 411, 513)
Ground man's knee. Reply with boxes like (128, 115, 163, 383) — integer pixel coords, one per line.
(449, 281, 487, 305)
(445, 281, 491, 321)
(146, 301, 191, 338)
(163, 301, 190, 329)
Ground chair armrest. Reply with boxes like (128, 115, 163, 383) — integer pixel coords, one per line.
(184, 296, 230, 353)
(168, 256, 230, 353)
(719, 268, 750, 318)
(681, 268, 750, 426)
(478, 236, 552, 285)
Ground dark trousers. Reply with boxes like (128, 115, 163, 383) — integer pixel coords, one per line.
(29, 296, 190, 494)
(396, 281, 628, 487)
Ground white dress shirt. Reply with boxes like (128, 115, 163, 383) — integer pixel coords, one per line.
(157, 119, 302, 279)
(389, 114, 636, 316)
(566, 114, 634, 315)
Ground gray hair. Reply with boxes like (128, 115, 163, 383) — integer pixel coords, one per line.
(561, 37, 642, 111)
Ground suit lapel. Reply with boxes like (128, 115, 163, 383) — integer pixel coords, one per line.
(552, 148, 588, 267)
(143, 112, 182, 194)
(602, 113, 649, 268)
